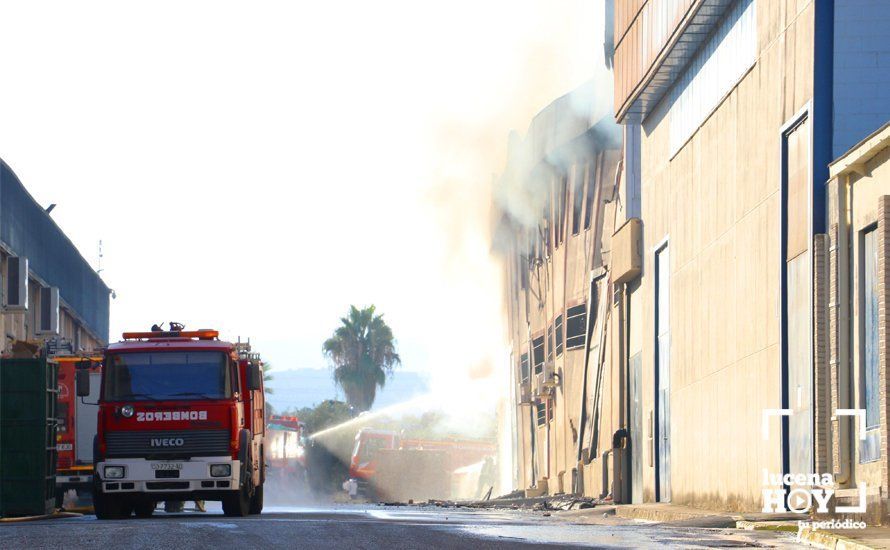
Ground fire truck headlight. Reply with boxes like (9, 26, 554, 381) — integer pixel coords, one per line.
(120, 405, 135, 418)
(104, 466, 125, 479)
(210, 464, 231, 477)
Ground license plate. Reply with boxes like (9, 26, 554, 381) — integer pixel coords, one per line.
(151, 462, 183, 471)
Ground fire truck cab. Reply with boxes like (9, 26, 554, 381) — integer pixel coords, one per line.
(79, 329, 265, 518)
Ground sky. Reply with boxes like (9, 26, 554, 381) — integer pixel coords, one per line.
(0, 1, 607, 399)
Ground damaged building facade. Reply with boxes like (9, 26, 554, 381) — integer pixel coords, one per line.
(504, 0, 890, 517)
(497, 82, 625, 499)
(0, 159, 109, 355)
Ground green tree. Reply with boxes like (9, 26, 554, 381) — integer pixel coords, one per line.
(300, 400, 353, 434)
(322, 305, 400, 412)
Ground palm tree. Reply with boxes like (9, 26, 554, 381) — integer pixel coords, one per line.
(263, 362, 274, 394)
(322, 305, 400, 412)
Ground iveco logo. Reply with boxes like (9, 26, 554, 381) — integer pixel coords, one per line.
(150, 438, 185, 447)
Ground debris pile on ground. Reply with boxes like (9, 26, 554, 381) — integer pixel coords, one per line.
(532, 496, 598, 511)
(378, 494, 601, 512)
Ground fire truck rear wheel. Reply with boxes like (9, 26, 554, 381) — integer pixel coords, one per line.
(249, 483, 263, 514)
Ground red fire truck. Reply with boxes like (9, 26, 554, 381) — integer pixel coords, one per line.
(265, 415, 307, 484)
(54, 354, 102, 506)
(348, 428, 496, 499)
(77, 328, 266, 518)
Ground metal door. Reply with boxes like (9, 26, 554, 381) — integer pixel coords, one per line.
(783, 116, 813, 479)
(630, 352, 643, 503)
(655, 245, 671, 502)
(787, 255, 813, 476)
(74, 372, 101, 463)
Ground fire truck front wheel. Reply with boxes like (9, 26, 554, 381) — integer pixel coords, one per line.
(93, 490, 132, 520)
(222, 484, 251, 517)
(133, 500, 156, 518)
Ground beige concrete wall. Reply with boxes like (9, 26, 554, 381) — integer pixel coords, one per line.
(634, 0, 815, 510)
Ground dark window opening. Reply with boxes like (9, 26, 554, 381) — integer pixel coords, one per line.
(543, 191, 552, 257)
(584, 160, 598, 230)
(520, 352, 530, 384)
(546, 324, 554, 364)
(572, 164, 584, 235)
(559, 175, 567, 245)
(566, 304, 587, 349)
(555, 315, 564, 356)
(532, 336, 544, 375)
(536, 401, 547, 426)
(517, 253, 527, 290)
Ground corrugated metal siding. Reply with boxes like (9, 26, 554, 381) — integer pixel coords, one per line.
(833, 0, 890, 159)
(668, 0, 756, 156)
(613, 0, 696, 116)
(615, 0, 646, 46)
(0, 162, 109, 341)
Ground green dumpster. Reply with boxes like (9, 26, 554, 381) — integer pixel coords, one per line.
(0, 357, 58, 517)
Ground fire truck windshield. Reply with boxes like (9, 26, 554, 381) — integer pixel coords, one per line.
(104, 351, 232, 401)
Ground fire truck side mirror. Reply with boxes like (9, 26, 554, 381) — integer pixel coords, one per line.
(247, 363, 262, 391)
(76, 369, 91, 397)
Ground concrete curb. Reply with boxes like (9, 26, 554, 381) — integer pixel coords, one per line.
(614, 505, 725, 523)
(735, 520, 799, 532)
(798, 527, 878, 550)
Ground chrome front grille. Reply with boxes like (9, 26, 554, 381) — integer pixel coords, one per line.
(105, 429, 229, 458)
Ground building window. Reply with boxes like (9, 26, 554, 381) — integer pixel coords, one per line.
(861, 226, 880, 462)
(532, 336, 545, 375)
(547, 324, 554, 364)
(555, 315, 564, 356)
(520, 352, 530, 384)
(669, 0, 756, 156)
(557, 175, 567, 247)
(571, 164, 584, 235)
(584, 160, 597, 230)
(517, 253, 528, 290)
(566, 305, 587, 349)
(536, 401, 547, 426)
(543, 192, 552, 258)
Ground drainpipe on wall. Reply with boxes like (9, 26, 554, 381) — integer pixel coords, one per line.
(527, 320, 537, 489)
(834, 175, 853, 485)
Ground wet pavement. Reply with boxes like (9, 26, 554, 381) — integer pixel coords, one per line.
(1, 503, 803, 549)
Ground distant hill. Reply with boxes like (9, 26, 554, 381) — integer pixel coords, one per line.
(266, 368, 430, 413)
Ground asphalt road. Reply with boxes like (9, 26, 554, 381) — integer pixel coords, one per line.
(2, 503, 800, 549)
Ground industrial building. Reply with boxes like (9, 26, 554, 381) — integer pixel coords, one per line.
(504, 0, 890, 517)
(609, 0, 890, 512)
(0, 159, 109, 354)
